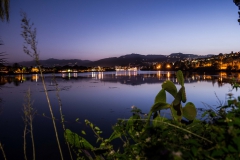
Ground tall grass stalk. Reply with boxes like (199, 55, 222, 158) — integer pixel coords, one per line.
(20, 12, 64, 160)
(0, 142, 7, 160)
(23, 119, 27, 160)
(52, 76, 73, 160)
(22, 88, 36, 160)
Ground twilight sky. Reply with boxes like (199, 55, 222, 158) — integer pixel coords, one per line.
(0, 0, 240, 63)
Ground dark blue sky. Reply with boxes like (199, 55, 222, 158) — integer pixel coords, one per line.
(1, 0, 240, 63)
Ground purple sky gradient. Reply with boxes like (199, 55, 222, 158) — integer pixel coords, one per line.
(0, 0, 240, 63)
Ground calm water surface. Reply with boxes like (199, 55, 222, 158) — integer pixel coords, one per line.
(0, 71, 239, 159)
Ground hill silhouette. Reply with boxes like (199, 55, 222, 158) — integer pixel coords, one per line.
(17, 53, 210, 67)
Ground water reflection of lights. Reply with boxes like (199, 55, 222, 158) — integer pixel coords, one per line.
(73, 73, 78, 78)
(133, 71, 137, 76)
(115, 71, 137, 77)
(219, 77, 222, 81)
(62, 73, 66, 78)
(167, 72, 170, 80)
(129, 71, 137, 76)
(98, 72, 103, 79)
(92, 72, 96, 78)
(31, 74, 38, 82)
(15, 74, 25, 82)
(91, 72, 104, 79)
(157, 71, 161, 80)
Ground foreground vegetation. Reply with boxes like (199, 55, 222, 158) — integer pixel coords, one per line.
(64, 71, 240, 160)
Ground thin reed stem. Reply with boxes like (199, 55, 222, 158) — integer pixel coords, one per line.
(22, 88, 36, 160)
(0, 142, 7, 160)
(52, 76, 73, 160)
(23, 124, 27, 160)
(30, 114, 35, 160)
(39, 67, 64, 160)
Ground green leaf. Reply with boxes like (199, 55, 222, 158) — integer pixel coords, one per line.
(154, 89, 166, 103)
(170, 104, 182, 121)
(233, 118, 240, 127)
(96, 138, 101, 143)
(211, 149, 224, 157)
(85, 119, 89, 124)
(233, 137, 240, 151)
(176, 70, 184, 86)
(228, 99, 236, 106)
(150, 102, 170, 113)
(89, 123, 94, 128)
(109, 131, 121, 142)
(153, 116, 164, 128)
(228, 145, 237, 153)
(81, 130, 86, 135)
(126, 115, 140, 134)
(65, 129, 93, 150)
(94, 126, 100, 131)
(153, 111, 159, 119)
(236, 102, 240, 108)
(162, 80, 177, 98)
(191, 146, 197, 156)
(181, 86, 186, 103)
(182, 102, 197, 121)
(173, 88, 182, 106)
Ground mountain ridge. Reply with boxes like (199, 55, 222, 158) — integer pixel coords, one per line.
(16, 53, 211, 67)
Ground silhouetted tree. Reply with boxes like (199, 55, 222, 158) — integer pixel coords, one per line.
(0, 0, 10, 65)
(0, 40, 6, 65)
(0, 0, 9, 22)
(233, 0, 240, 24)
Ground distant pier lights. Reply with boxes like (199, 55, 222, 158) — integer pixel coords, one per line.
(233, 0, 240, 24)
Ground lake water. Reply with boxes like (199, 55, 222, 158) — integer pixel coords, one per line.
(0, 71, 239, 159)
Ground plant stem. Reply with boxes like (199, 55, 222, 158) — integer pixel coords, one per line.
(30, 114, 35, 160)
(0, 142, 7, 160)
(22, 88, 36, 160)
(52, 76, 73, 160)
(23, 124, 27, 160)
(39, 67, 64, 160)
